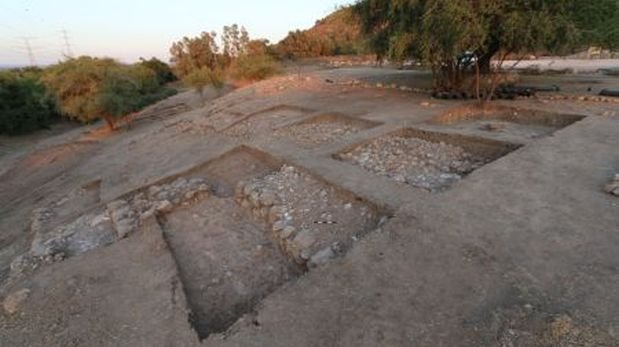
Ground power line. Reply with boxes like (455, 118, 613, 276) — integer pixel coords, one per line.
(60, 28, 73, 58)
(18, 36, 37, 66)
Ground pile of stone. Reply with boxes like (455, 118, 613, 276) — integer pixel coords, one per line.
(108, 177, 211, 238)
(8, 210, 116, 285)
(8, 177, 211, 283)
(274, 121, 361, 145)
(339, 135, 486, 191)
(235, 165, 379, 268)
(605, 174, 619, 196)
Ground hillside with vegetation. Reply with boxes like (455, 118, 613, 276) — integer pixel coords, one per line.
(277, 6, 368, 58)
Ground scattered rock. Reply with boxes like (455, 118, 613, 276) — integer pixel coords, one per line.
(2, 288, 31, 314)
(238, 164, 381, 265)
(273, 119, 366, 146)
(604, 174, 619, 196)
(339, 135, 485, 191)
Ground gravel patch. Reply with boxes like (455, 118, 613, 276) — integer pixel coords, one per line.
(274, 122, 362, 145)
(339, 135, 487, 191)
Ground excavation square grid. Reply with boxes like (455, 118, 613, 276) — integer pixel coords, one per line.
(273, 113, 382, 146)
(335, 128, 521, 191)
(138, 146, 385, 340)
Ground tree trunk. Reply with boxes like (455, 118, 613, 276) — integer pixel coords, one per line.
(475, 59, 481, 103)
(477, 39, 500, 74)
(102, 115, 116, 131)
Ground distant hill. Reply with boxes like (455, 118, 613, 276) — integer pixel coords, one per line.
(277, 6, 367, 57)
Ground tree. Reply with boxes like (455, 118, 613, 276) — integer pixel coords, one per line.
(169, 31, 220, 79)
(183, 66, 224, 104)
(0, 71, 58, 135)
(139, 57, 177, 84)
(229, 53, 280, 83)
(43, 56, 172, 130)
(171, 26, 281, 93)
(221, 24, 250, 66)
(355, 0, 619, 94)
(276, 6, 367, 59)
(277, 30, 325, 59)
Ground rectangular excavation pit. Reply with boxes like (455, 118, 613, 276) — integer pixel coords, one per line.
(157, 197, 301, 340)
(273, 113, 382, 146)
(146, 147, 387, 340)
(222, 105, 313, 138)
(335, 128, 521, 192)
(430, 106, 585, 141)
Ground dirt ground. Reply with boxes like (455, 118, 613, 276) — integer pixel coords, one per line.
(0, 64, 618, 346)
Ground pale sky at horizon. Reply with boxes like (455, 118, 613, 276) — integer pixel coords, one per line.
(0, 0, 353, 66)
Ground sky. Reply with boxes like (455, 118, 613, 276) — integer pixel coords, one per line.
(0, 0, 353, 66)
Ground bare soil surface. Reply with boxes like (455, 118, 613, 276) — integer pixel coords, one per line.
(159, 197, 300, 339)
(1, 65, 618, 346)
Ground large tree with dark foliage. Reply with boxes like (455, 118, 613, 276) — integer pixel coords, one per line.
(355, 0, 619, 91)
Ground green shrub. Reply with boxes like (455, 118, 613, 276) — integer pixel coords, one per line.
(139, 57, 177, 84)
(230, 54, 280, 82)
(0, 72, 58, 135)
(43, 56, 176, 130)
(183, 66, 224, 103)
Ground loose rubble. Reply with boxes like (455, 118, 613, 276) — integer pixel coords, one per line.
(7, 177, 211, 283)
(234, 165, 381, 267)
(273, 121, 362, 146)
(339, 135, 487, 191)
(604, 174, 619, 196)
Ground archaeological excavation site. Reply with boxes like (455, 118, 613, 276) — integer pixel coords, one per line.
(4, 0, 619, 344)
(1, 65, 618, 346)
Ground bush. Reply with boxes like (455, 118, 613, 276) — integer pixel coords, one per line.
(230, 54, 280, 82)
(0, 71, 58, 135)
(183, 66, 224, 103)
(43, 56, 177, 130)
(139, 57, 177, 84)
